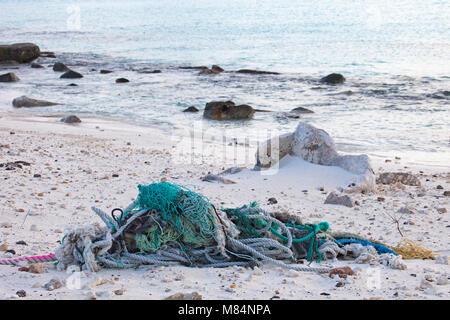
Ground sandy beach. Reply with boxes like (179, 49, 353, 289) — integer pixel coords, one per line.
(0, 111, 448, 300)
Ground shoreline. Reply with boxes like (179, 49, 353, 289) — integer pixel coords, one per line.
(0, 113, 449, 300)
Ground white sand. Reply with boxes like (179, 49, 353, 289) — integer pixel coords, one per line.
(0, 112, 449, 300)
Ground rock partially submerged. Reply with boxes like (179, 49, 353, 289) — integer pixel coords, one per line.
(256, 122, 375, 191)
(236, 69, 280, 75)
(0, 72, 20, 82)
(61, 115, 81, 124)
(320, 73, 345, 84)
(60, 70, 83, 79)
(116, 78, 130, 83)
(183, 106, 199, 112)
(290, 107, 314, 114)
(199, 65, 224, 75)
(31, 62, 44, 68)
(53, 62, 70, 72)
(203, 101, 255, 120)
(376, 172, 421, 187)
(12, 96, 60, 108)
(0, 43, 40, 63)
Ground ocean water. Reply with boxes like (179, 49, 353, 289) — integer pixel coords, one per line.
(0, 0, 449, 166)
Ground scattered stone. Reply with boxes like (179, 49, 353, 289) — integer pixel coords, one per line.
(6, 249, 15, 255)
(329, 266, 355, 278)
(29, 264, 45, 274)
(0, 244, 8, 251)
(443, 191, 450, 197)
(60, 115, 81, 124)
(43, 279, 63, 291)
(267, 197, 278, 205)
(33, 174, 41, 178)
(53, 62, 70, 72)
(397, 206, 416, 214)
(60, 70, 83, 79)
(12, 96, 59, 108)
(0, 43, 40, 63)
(67, 83, 78, 86)
(419, 278, 434, 290)
(220, 167, 246, 175)
(183, 106, 199, 112)
(320, 73, 345, 84)
(114, 289, 124, 295)
(165, 292, 202, 300)
(436, 275, 448, 285)
(15, 241, 27, 246)
(377, 197, 385, 202)
(436, 185, 443, 190)
(31, 62, 44, 68)
(30, 224, 40, 231)
(16, 290, 26, 298)
(435, 256, 448, 265)
(201, 174, 236, 184)
(0, 72, 20, 82)
(437, 208, 447, 214)
(203, 101, 254, 120)
(0, 222, 12, 228)
(112, 174, 119, 178)
(324, 192, 353, 208)
(376, 172, 421, 187)
(115, 78, 129, 83)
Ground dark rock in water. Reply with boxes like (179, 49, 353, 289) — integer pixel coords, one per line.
(324, 192, 353, 207)
(53, 62, 70, 72)
(12, 96, 59, 108)
(179, 66, 208, 70)
(320, 73, 346, 84)
(211, 65, 224, 72)
(100, 69, 113, 74)
(31, 62, 44, 68)
(116, 78, 130, 83)
(203, 101, 254, 120)
(137, 69, 162, 74)
(183, 106, 199, 112)
(0, 43, 40, 63)
(60, 70, 83, 79)
(67, 83, 78, 86)
(61, 115, 81, 124)
(376, 172, 421, 186)
(201, 174, 236, 184)
(267, 197, 278, 204)
(236, 69, 280, 75)
(290, 107, 314, 114)
(0, 72, 20, 82)
(0, 60, 19, 66)
(199, 66, 222, 75)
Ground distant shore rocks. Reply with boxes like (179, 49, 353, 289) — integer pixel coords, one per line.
(116, 78, 130, 83)
(183, 106, 199, 112)
(199, 65, 224, 75)
(100, 69, 113, 74)
(203, 101, 255, 120)
(0, 43, 40, 63)
(12, 96, 60, 108)
(0, 72, 20, 82)
(60, 115, 81, 124)
(290, 107, 314, 114)
(320, 73, 346, 84)
(236, 69, 280, 75)
(31, 62, 44, 69)
(53, 62, 70, 72)
(60, 70, 83, 79)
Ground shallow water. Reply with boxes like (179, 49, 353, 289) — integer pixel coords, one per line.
(1, 0, 449, 166)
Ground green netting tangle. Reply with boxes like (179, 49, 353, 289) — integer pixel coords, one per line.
(121, 182, 218, 252)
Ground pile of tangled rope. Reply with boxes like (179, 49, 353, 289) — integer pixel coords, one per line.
(2, 182, 432, 272)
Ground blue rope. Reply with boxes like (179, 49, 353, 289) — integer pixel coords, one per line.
(336, 239, 397, 255)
